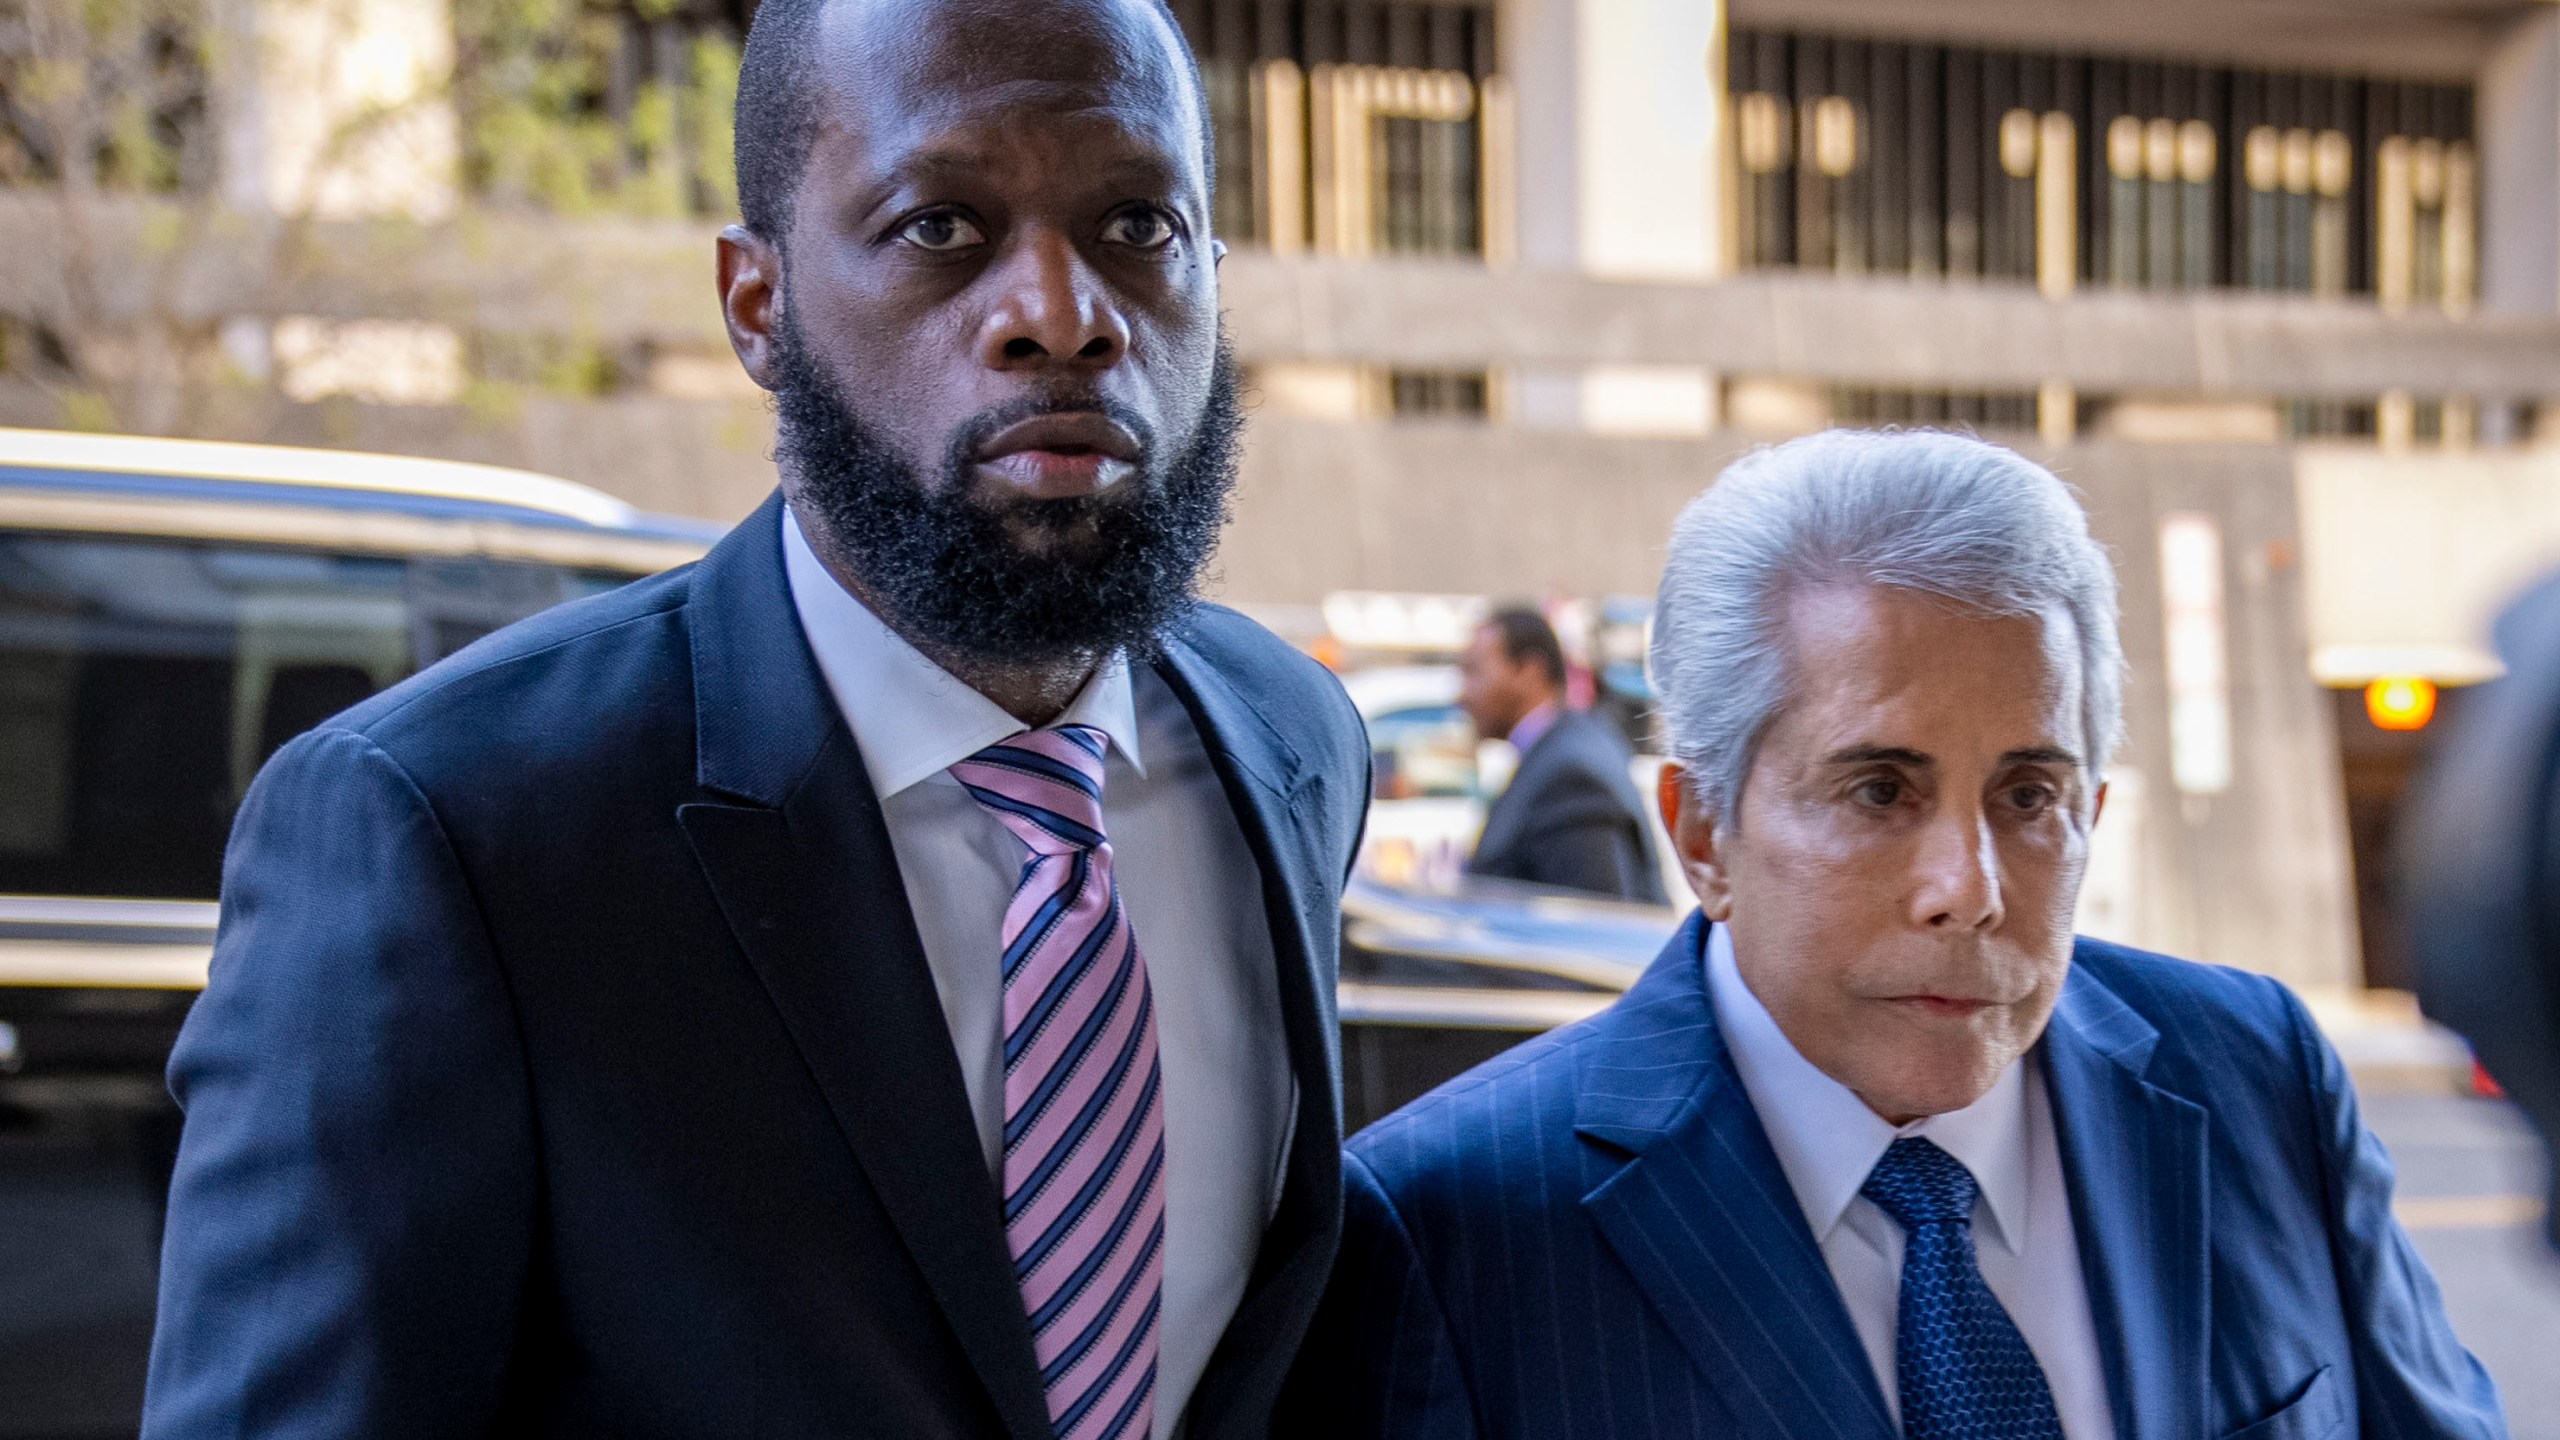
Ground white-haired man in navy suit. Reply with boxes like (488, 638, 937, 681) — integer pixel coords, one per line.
(1290, 429, 2503, 1440)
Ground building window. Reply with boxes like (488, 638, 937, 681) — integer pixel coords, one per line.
(1167, 0, 1503, 260)
(1829, 385, 2042, 432)
(1387, 369, 1489, 418)
(1727, 29, 2475, 311)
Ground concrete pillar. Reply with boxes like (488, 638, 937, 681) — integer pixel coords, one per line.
(1498, 0, 1588, 426)
(1572, 0, 1723, 282)
(2477, 8, 2560, 319)
(1498, 0, 1727, 430)
(1500, 0, 1581, 273)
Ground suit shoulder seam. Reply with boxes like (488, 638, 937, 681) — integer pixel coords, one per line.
(314, 728, 543, 1120)
(350, 588, 691, 736)
(321, 731, 510, 967)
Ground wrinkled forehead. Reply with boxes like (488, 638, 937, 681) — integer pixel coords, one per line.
(812, 0, 1206, 188)
(1781, 583, 2091, 752)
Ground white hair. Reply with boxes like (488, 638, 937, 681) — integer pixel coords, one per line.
(1649, 429, 2123, 824)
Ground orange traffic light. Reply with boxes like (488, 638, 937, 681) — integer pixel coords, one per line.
(2366, 676, 2437, 731)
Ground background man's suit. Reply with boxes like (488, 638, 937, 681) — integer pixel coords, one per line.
(1296, 914, 2502, 1440)
(141, 493, 1369, 1439)
(1464, 709, 1665, 904)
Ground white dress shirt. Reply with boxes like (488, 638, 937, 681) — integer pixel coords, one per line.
(782, 507, 1295, 1439)
(1705, 924, 2116, 1439)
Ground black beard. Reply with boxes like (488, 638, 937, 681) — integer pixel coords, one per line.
(771, 313, 1243, 668)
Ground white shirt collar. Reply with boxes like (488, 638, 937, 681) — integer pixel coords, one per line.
(1705, 922, 2032, 1255)
(781, 503, 1145, 799)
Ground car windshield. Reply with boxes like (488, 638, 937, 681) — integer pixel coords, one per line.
(0, 530, 631, 900)
(1368, 701, 1482, 800)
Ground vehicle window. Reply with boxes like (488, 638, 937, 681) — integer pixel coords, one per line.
(0, 532, 634, 900)
(1367, 702, 1482, 800)
(1343, 1027, 1534, 1134)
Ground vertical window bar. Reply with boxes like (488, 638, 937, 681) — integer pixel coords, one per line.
(1872, 41, 1907, 274)
(1908, 45, 1943, 279)
(1946, 49, 1982, 278)
(2246, 126, 2283, 289)
(2377, 134, 2414, 311)
(2412, 136, 2446, 305)
(1479, 73, 1514, 267)
(2036, 111, 2077, 299)
(1253, 59, 1308, 253)
(1795, 36, 1833, 270)
(2178, 120, 2216, 289)
(2311, 129, 2351, 297)
(2143, 118, 2178, 288)
(2108, 116, 2144, 288)
(2281, 126, 2315, 291)
(2444, 138, 2477, 317)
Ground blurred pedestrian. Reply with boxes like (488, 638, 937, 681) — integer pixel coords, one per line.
(2402, 570, 2560, 1251)
(1458, 606, 1667, 903)
(139, 0, 1368, 1436)
(1293, 430, 2502, 1440)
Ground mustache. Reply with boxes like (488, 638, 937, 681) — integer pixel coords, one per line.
(767, 303, 1245, 668)
(943, 393, 1160, 481)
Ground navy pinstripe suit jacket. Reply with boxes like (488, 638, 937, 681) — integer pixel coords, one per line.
(1289, 914, 2505, 1440)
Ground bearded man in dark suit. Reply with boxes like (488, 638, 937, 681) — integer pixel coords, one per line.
(141, 2, 1367, 1435)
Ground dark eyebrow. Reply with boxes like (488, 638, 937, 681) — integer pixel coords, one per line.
(877, 124, 1187, 193)
(872, 149, 990, 193)
(855, 145, 1190, 229)
(2000, 746, 2083, 769)
(1823, 745, 1932, 767)
(1820, 744, 2086, 770)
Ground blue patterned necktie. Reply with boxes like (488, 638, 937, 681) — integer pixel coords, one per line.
(1860, 1137, 2064, 1440)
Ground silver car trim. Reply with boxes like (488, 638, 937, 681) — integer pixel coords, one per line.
(0, 491, 708, 574)
(1341, 918, 1639, 992)
(0, 939, 214, 989)
(1337, 980, 1615, 1031)
(0, 898, 219, 988)
(0, 895, 220, 941)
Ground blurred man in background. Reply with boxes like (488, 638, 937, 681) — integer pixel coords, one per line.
(1458, 607, 1666, 904)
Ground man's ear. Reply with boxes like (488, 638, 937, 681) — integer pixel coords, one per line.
(717, 224, 782, 392)
(1657, 762, 1736, 921)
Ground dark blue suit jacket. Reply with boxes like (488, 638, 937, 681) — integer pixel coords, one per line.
(1465, 710, 1666, 905)
(142, 493, 1369, 1439)
(1294, 915, 2504, 1440)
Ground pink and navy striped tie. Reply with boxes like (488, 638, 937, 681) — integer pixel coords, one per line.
(950, 725, 1164, 1440)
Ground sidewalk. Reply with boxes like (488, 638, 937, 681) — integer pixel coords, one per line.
(2296, 985, 2485, 1096)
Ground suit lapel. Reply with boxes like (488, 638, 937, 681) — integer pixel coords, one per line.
(1575, 919, 1898, 1440)
(2042, 959, 2212, 1440)
(1145, 631, 1344, 1435)
(675, 495, 1052, 1440)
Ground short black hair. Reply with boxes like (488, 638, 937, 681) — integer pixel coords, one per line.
(733, 0, 824, 241)
(1485, 606, 1567, 689)
(732, 0, 1217, 245)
